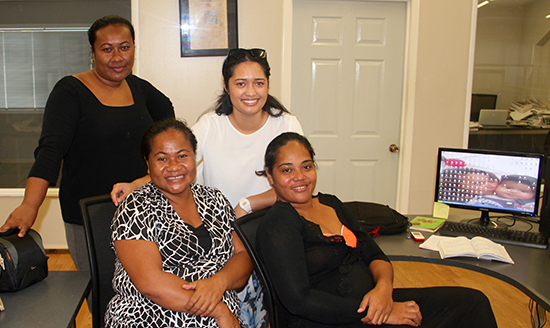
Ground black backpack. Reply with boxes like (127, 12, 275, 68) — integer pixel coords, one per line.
(344, 201, 409, 237)
(0, 228, 49, 292)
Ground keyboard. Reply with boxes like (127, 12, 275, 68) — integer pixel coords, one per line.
(438, 221, 548, 249)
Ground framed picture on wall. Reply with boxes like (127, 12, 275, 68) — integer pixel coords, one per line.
(179, 0, 238, 57)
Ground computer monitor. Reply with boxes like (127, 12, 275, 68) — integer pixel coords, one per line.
(471, 93, 498, 122)
(435, 148, 543, 226)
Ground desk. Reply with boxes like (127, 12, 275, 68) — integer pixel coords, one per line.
(468, 126, 549, 154)
(377, 232, 550, 310)
(374, 219, 550, 313)
(0, 271, 91, 328)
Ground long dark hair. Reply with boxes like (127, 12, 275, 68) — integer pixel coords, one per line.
(88, 15, 135, 49)
(214, 48, 289, 117)
(256, 132, 315, 177)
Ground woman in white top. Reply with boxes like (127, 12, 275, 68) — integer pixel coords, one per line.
(191, 48, 302, 328)
(192, 48, 302, 216)
(112, 48, 302, 217)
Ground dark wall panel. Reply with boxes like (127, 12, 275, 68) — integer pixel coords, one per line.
(0, 1, 131, 28)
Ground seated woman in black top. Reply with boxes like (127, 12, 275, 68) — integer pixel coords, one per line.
(255, 132, 498, 327)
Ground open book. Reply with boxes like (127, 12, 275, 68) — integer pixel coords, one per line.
(419, 235, 514, 264)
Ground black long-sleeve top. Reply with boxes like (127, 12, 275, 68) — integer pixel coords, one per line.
(29, 75, 174, 224)
(256, 193, 390, 327)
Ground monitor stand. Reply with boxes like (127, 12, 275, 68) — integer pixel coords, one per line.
(461, 211, 499, 228)
(479, 211, 492, 226)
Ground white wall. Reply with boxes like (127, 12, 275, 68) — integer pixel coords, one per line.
(0, 0, 477, 248)
(0, 190, 67, 248)
(401, 0, 475, 214)
(131, 0, 286, 122)
(133, 0, 476, 216)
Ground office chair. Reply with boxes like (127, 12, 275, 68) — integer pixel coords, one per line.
(79, 194, 117, 328)
(232, 208, 287, 328)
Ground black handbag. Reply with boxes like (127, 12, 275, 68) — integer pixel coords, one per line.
(0, 228, 48, 292)
(344, 201, 409, 237)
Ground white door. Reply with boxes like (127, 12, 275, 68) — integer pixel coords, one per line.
(291, 0, 406, 206)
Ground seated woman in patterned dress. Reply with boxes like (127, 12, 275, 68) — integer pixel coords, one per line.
(105, 118, 252, 328)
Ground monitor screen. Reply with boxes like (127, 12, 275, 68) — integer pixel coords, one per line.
(435, 148, 543, 224)
(471, 93, 498, 122)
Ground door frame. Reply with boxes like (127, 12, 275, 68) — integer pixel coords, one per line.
(280, 0, 417, 212)
(280, 0, 478, 213)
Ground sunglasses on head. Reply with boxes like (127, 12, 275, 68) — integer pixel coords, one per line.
(227, 48, 267, 60)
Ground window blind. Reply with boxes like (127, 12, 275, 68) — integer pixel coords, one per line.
(0, 28, 90, 187)
(0, 28, 90, 110)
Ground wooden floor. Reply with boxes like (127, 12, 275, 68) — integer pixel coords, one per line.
(393, 261, 539, 328)
(48, 251, 543, 328)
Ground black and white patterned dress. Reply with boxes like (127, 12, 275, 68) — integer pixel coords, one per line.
(105, 182, 239, 328)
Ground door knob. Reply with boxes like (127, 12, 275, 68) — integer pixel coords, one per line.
(389, 144, 399, 153)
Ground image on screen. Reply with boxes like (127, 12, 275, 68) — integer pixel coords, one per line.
(435, 148, 543, 219)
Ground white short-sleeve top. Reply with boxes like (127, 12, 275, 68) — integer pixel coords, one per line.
(192, 110, 303, 207)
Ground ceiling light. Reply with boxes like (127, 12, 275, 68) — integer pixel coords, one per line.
(478, 1, 489, 8)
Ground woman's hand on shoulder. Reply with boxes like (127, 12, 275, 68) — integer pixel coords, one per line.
(383, 301, 422, 327)
(357, 282, 393, 325)
(111, 182, 135, 206)
(181, 276, 226, 317)
(111, 176, 150, 206)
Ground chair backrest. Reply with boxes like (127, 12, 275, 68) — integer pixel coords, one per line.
(232, 208, 287, 328)
(79, 194, 117, 328)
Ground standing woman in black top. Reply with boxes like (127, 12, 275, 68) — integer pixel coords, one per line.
(0, 15, 174, 272)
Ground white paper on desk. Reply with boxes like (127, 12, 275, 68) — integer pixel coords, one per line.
(510, 110, 533, 121)
(419, 235, 455, 251)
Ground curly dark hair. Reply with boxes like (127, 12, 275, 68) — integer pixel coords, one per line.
(88, 15, 134, 49)
(141, 118, 197, 161)
(256, 132, 315, 177)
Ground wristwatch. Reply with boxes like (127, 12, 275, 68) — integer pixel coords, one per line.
(239, 198, 253, 214)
